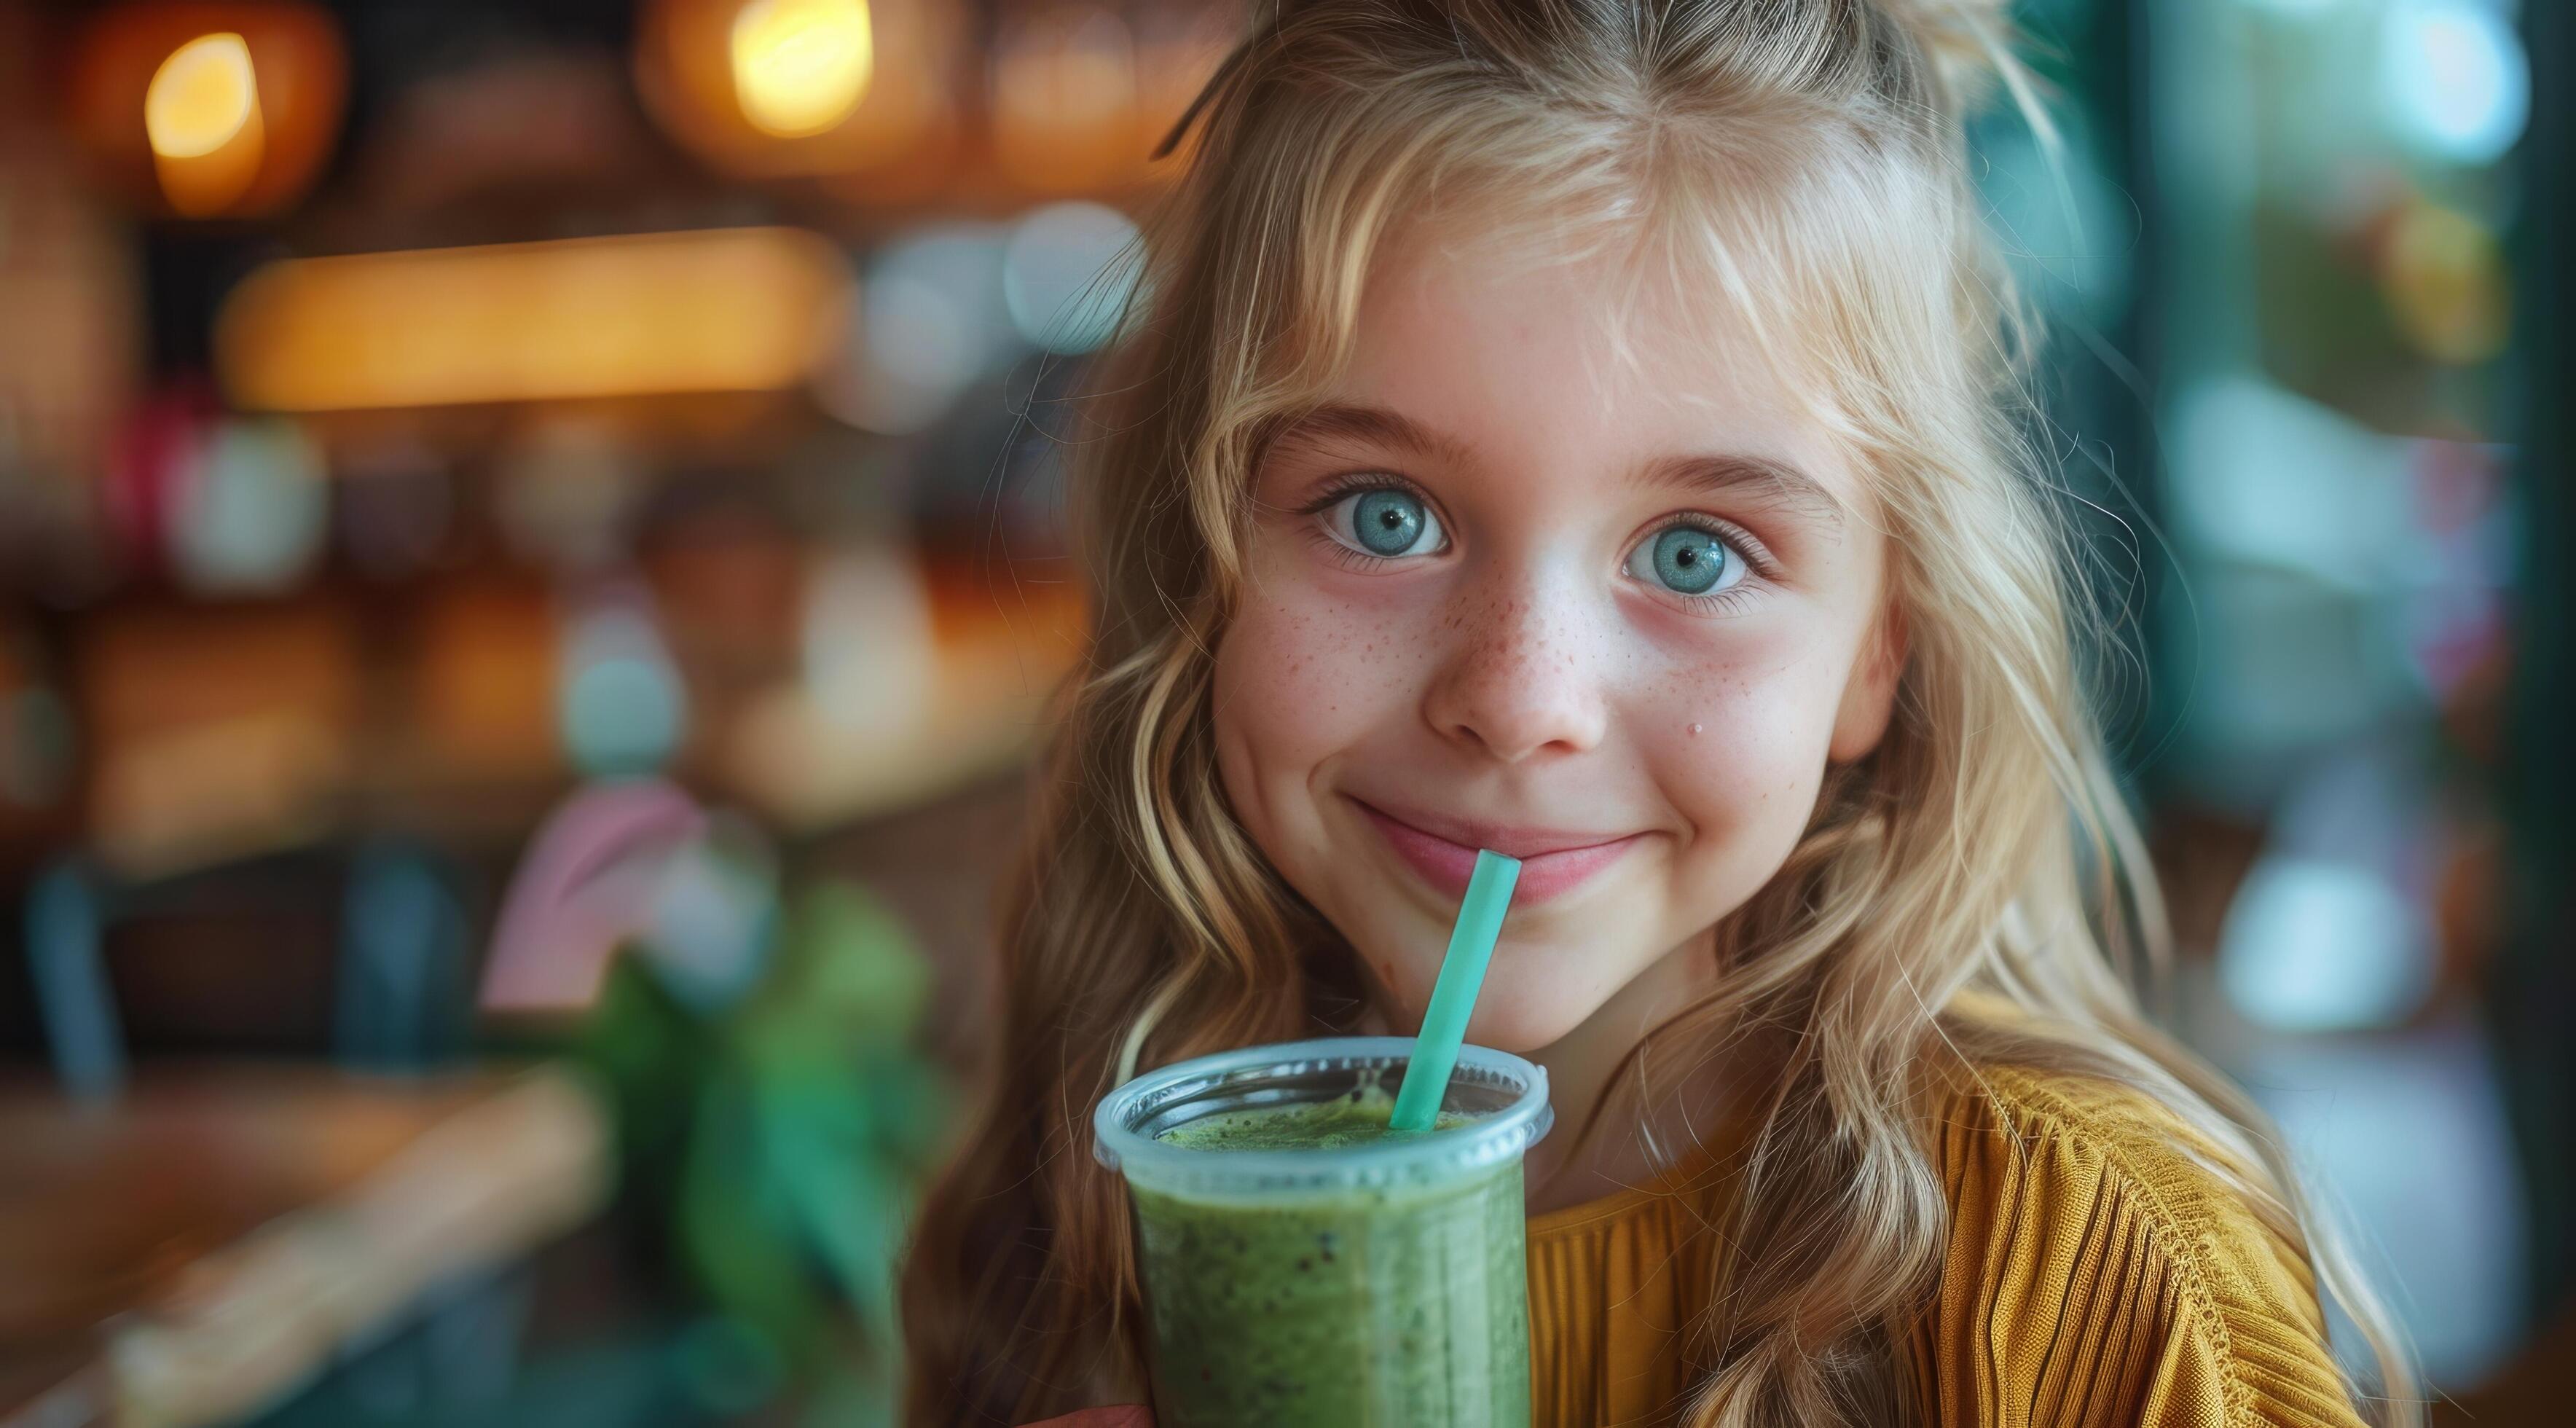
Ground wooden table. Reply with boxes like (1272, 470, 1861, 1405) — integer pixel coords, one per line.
(0, 1063, 608, 1428)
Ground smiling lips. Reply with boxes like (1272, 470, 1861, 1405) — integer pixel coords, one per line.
(1350, 798, 1647, 904)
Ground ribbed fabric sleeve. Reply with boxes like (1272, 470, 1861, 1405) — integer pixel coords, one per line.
(1523, 1065, 2367, 1428)
(1906, 1067, 2367, 1428)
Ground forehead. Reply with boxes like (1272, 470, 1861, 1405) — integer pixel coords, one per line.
(1329, 215, 1861, 504)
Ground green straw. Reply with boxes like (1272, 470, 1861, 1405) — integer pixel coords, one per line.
(1389, 850, 1521, 1134)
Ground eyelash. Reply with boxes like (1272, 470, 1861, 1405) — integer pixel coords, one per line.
(1292, 474, 1780, 613)
(1631, 515, 1772, 616)
(1294, 473, 1445, 573)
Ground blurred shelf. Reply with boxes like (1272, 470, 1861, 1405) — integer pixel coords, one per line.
(0, 550, 1085, 883)
(0, 1062, 608, 1428)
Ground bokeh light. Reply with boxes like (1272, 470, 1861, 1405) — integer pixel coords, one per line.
(814, 224, 1013, 434)
(2379, 197, 2510, 364)
(217, 229, 852, 410)
(144, 33, 256, 159)
(2379, 0, 2530, 165)
(730, 0, 875, 138)
(1002, 201, 1139, 354)
(2220, 855, 2433, 1032)
(69, 1, 345, 219)
(638, 0, 959, 179)
(145, 32, 267, 216)
(169, 417, 329, 595)
(560, 600, 688, 776)
(991, 6, 1142, 194)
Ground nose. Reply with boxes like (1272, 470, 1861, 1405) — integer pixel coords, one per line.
(1420, 586, 1609, 764)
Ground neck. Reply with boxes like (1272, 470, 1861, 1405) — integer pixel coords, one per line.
(1515, 930, 1743, 1215)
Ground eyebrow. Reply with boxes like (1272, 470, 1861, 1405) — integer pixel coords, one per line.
(1265, 403, 1482, 471)
(1637, 453, 1847, 532)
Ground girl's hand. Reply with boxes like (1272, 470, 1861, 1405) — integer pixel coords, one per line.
(1021, 1410, 1152, 1428)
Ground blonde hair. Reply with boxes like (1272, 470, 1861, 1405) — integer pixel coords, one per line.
(899, 1, 2421, 1424)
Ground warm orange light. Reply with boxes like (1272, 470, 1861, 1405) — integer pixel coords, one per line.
(146, 32, 256, 157)
(730, 0, 875, 138)
(991, 7, 1142, 194)
(145, 32, 267, 215)
(71, 4, 345, 220)
(638, 0, 956, 180)
(216, 228, 852, 411)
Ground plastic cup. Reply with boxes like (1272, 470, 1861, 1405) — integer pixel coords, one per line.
(1092, 1035, 1553, 1427)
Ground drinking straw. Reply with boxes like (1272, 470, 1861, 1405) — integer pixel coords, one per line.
(1389, 850, 1522, 1134)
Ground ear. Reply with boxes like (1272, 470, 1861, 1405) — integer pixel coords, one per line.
(1829, 601, 1907, 764)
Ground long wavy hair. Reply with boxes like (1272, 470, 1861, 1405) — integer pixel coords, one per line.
(899, 1, 2419, 1424)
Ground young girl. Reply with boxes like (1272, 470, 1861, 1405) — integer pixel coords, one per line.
(902, 0, 2420, 1424)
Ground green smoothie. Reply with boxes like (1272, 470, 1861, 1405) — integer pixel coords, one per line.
(1131, 1092, 1532, 1427)
(1158, 1088, 1471, 1150)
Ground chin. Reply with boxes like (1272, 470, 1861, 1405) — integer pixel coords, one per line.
(1456, 983, 1601, 1056)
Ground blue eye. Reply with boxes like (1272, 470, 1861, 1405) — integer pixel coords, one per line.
(1322, 487, 1448, 560)
(1625, 524, 1743, 597)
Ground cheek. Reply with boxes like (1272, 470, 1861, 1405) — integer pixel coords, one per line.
(1210, 567, 1431, 833)
(1633, 627, 1852, 858)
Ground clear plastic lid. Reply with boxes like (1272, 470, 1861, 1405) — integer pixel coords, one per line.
(1092, 1035, 1553, 1198)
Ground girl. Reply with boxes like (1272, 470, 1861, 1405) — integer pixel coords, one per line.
(903, 0, 2420, 1424)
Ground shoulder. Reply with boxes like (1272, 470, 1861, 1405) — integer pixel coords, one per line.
(1912, 1062, 2368, 1428)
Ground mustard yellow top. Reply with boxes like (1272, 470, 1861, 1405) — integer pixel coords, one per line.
(1525, 1064, 2365, 1427)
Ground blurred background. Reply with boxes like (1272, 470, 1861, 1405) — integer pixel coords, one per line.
(0, 0, 2561, 1424)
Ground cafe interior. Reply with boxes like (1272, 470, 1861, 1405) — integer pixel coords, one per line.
(0, 0, 2567, 1423)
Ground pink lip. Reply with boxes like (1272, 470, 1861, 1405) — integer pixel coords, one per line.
(1348, 797, 1647, 904)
